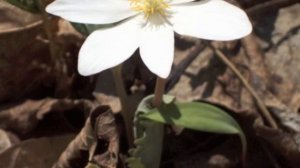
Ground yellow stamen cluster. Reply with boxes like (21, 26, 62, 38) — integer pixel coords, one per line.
(130, 0, 169, 18)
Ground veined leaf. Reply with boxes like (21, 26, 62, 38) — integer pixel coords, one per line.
(141, 100, 247, 162)
(142, 102, 241, 134)
(128, 95, 247, 167)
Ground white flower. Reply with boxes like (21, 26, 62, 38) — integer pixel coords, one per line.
(46, 0, 252, 78)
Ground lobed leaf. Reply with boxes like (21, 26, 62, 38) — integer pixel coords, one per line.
(127, 95, 174, 168)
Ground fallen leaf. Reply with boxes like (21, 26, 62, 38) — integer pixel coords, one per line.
(0, 134, 74, 168)
(0, 98, 95, 135)
(53, 106, 119, 168)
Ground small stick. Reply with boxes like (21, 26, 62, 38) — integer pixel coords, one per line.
(246, 0, 299, 16)
(167, 40, 206, 92)
(0, 20, 43, 35)
(209, 45, 278, 129)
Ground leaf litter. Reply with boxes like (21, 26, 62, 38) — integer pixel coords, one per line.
(1, 1, 300, 168)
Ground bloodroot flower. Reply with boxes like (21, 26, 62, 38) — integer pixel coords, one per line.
(46, 0, 252, 78)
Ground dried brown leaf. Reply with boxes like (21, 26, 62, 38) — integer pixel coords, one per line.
(0, 134, 74, 168)
(53, 106, 119, 168)
(0, 98, 95, 135)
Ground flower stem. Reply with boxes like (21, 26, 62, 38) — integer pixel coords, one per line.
(210, 45, 278, 129)
(37, 0, 65, 97)
(152, 77, 167, 107)
(36, 0, 57, 63)
(111, 65, 134, 147)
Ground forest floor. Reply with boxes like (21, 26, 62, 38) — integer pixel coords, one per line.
(0, 0, 300, 168)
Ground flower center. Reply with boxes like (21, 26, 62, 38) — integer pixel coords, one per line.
(129, 0, 169, 18)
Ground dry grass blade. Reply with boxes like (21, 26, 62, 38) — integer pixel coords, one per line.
(208, 44, 278, 129)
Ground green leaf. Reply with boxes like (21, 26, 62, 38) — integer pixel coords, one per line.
(141, 100, 247, 162)
(128, 95, 247, 167)
(85, 163, 100, 168)
(127, 95, 174, 168)
(126, 158, 145, 168)
(143, 102, 241, 134)
(127, 119, 162, 168)
(5, 0, 40, 13)
(71, 23, 116, 36)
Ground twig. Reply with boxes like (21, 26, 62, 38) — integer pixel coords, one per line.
(0, 20, 43, 35)
(167, 40, 206, 92)
(209, 45, 278, 129)
(246, 0, 299, 16)
(260, 140, 281, 168)
(265, 25, 300, 52)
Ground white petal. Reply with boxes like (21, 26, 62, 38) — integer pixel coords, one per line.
(171, 0, 252, 41)
(139, 15, 174, 78)
(46, 0, 136, 24)
(78, 18, 140, 76)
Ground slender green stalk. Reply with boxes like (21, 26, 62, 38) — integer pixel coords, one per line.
(36, 0, 57, 62)
(210, 45, 278, 129)
(37, 0, 65, 97)
(152, 77, 167, 107)
(112, 65, 134, 147)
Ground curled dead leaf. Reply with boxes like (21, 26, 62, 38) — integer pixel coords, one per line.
(0, 98, 95, 135)
(53, 106, 119, 168)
